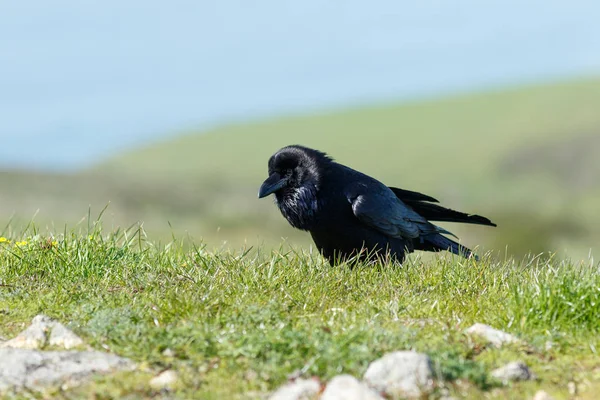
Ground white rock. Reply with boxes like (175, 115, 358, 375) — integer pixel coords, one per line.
(48, 322, 85, 349)
(162, 348, 175, 357)
(149, 370, 179, 390)
(363, 351, 434, 398)
(1, 315, 83, 350)
(532, 390, 555, 400)
(465, 323, 520, 347)
(269, 378, 321, 400)
(321, 375, 384, 400)
(491, 361, 534, 383)
(1, 315, 50, 349)
(439, 387, 457, 400)
(0, 348, 135, 392)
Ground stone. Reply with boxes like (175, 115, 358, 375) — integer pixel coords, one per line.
(48, 322, 85, 349)
(532, 390, 555, 400)
(491, 361, 534, 383)
(161, 348, 175, 357)
(439, 387, 457, 400)
(1, 315, 84, 350)
(465, 323, 520, 347)
(1, 316, 49, 349)
(0, 348, 135, 392)
(321, 375, 384, 400)
(269, 378, 321, 400)
(363, 351, 434, 398)
(149, 370, 179, 390)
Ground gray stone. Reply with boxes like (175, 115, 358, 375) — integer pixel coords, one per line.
(491, 361, 534, 383)
(149, 370, 179, 390)
(1, 315, 84, 350)
(162, 348, 175, 357)
(48, 322, 85, 349)
(439, 387, 457, 400)
(0, 348, 135, 392)
(363, 351, 434, 398)
(321, 375, 384, 400)
(465, 323, 520, 347)
(1, 316, 49, 350)
(532, 390, 555, 400)
(269, 378, 321, 400)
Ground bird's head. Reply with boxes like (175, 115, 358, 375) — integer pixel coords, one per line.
(258, 145, 331, 199)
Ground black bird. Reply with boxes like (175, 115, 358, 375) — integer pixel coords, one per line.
(258, 145, 496, 265)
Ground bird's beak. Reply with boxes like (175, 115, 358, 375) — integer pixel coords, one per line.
(258, 173, 287, 198)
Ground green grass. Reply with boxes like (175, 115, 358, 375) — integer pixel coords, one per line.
(1, 224, 599, 399)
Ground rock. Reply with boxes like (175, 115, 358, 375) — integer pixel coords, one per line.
(1, 315, 84, 350)
(465, 323, 520, 347)
(0, 348, 135, 392)
(161, 348, 175, 357)
(363, 351, 434, 398)
(491, 361, 534, 383)
(48, 322, 85, 349)
(439, 387, 457, 400)
(567, 381, 577, 396)
(269, 378, 321, 400)
(149, 370, 179, 390)
(532, 390, 555, 400)
(1, 315, 49, 349)
(321, 375, 384, 400)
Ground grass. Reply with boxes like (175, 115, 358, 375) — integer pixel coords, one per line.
(1, 223, 599, 399)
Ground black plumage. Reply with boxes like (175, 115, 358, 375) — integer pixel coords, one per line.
(258, 145, 496, 265)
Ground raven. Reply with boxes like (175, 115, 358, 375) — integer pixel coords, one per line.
(258, 145, 496, 264)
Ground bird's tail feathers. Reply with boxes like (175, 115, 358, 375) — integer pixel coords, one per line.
(408, 202, 497, 227)
(420, 234, 478, 260)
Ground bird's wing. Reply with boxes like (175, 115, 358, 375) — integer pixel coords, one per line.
(388, 187, 439, 203)
(346, 183, 455, 239)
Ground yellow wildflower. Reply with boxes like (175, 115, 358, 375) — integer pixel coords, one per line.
(0, 237, 8, 243)
(15, 240, 28, 247)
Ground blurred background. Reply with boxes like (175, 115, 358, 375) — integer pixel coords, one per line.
(1, 1, 599, 259)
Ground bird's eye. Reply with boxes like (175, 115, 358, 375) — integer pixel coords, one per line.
(277, 160, 298, 173)
(276, 167, 293, 177)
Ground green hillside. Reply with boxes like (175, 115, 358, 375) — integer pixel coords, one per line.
(104, 79, 600, 188)
(2, 77, 599, 257)
(98, 77, 600, 257)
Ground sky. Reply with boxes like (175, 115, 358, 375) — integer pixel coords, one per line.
(1, 0, 599, 170)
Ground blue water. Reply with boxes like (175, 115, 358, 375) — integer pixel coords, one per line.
(1, 1, 599, 170)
